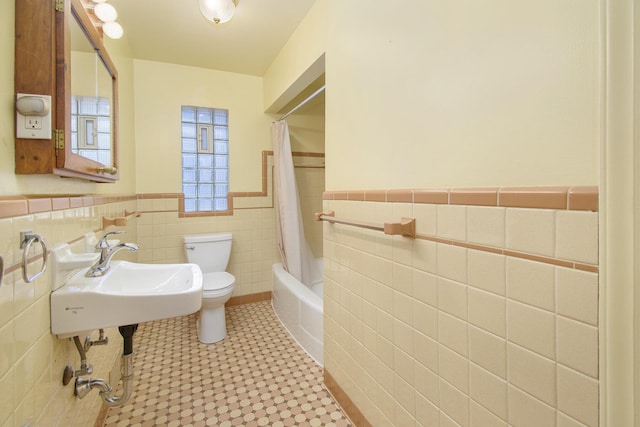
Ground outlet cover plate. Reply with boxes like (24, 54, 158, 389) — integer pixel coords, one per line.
(16, 94, 52, 139)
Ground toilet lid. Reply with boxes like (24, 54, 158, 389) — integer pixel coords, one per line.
(203, 272, 235, 291)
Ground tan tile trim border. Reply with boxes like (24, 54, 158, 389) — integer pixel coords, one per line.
(4, 263, 20, 275)
(226, 291, 272, 307)
(0, 199, 28, 219)
(450, 187, 499, 206)
(568, 186, 599, 211)
(386, 189, 413, 203)
(414, 188, 450, 204)
(4, 229, 104, 276)
(324, 369, 371, 427)
(319, 208, 599, 272)
(323, 186, 598, 211)
(0, 150, 325, 220)
(418, 235, 599, 272)
(323, 187, 599, 272)
(0, 195, 137, 219)
(177, 150, 324, 218)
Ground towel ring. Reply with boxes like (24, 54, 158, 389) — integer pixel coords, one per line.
(21, 232, 48, 283)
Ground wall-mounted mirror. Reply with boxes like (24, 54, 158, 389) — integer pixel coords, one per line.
(14, 0, 118, 182)
(70, 14, 113, 167)
(57, 0, 119, 181)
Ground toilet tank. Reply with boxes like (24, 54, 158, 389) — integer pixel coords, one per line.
(183, 233, 232, 273)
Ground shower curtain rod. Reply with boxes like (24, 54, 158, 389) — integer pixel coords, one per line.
(277, 85, 325, 121)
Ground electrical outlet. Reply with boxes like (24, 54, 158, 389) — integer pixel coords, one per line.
(16, 94, 52, 139)
(25, 116, 42, 129)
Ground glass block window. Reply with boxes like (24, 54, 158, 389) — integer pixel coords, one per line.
(181, 106, 229, 212)
(70, 95, 111, 165)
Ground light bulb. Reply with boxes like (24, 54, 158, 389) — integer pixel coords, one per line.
(199, 0, 235, 24)
(102, 21, 123, 39)
(94, 3, 117, 22)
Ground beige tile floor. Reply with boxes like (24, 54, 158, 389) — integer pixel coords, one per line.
(103, 301, 351, 427)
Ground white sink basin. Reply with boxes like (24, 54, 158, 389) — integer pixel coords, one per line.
(51, 261, 203, 337)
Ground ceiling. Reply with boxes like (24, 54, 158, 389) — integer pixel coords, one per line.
(108, 0, 317, 77)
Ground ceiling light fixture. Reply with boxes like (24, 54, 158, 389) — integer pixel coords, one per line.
(93, 2, 117, 22)
(199, 0, 238, 24)
(102, 21, 124, 39)
(89, 0, 123, 39)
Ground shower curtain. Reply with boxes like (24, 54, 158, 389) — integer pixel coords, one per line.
(272, 120, 318, 287)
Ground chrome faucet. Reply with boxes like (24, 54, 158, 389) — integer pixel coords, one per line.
(86, 231, 139, 277)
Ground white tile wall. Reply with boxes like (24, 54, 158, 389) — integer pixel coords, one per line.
(507, 301, 556, 359)
(507, 257, 556, 311)
(556, 316, 599, 378)
(323, 199, 599, 426)
(437, 205, 467, 241)
(469, 326, 507, 379)
(507, 343, 557, 406)
(469, 362, 507, 420)
(0, 200, 134, 427)
(557, 365, 599, 426)
(468, 288, 506, 337)
(294, 164, 325, 258)
(556, 267, 599, 326)
(506, 208, 556, 257)
(556, 210, 598, 264)
(508, 384, 556, 427)
(467, 250, 506, 296)
(135, 202, 278, 297)
(467, 206, 506, 248)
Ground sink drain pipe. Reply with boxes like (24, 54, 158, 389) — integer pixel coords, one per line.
(75, 324, 138, 407)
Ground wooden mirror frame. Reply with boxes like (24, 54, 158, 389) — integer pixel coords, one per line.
(14, 0, 119, 182)
(58, 0, 119, 181)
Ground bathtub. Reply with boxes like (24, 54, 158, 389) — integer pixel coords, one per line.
(272, 261, 323, 365)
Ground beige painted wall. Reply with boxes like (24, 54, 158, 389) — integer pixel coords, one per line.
(287, 96, 325, 153)
(133, 60, 272, 194)
(70, 52, 99, 97)
(103, 36, 137, 194)
(324, 0, 601, 189)
(0, 1, 16, 194)
(262, 0, 327, 112)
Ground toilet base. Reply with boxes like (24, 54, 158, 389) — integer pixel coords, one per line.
(197, 304, 227, 344)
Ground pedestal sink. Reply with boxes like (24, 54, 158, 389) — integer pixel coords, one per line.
(51, 260, 203, 337)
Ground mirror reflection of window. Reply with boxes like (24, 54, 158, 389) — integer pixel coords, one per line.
(69, 13, 113, 167)
(71, 96, 111, 165)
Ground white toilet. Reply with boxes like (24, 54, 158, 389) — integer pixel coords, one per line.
(183, 233, 236, 344)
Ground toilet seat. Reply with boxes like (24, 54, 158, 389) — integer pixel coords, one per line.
(203, 272, 235, 290)
(202, 272, 235, 298)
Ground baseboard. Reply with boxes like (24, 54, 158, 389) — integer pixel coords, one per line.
(226, 291, 272, 307)
(324, 369, 371, 427)
(94, 403, 109, 427)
